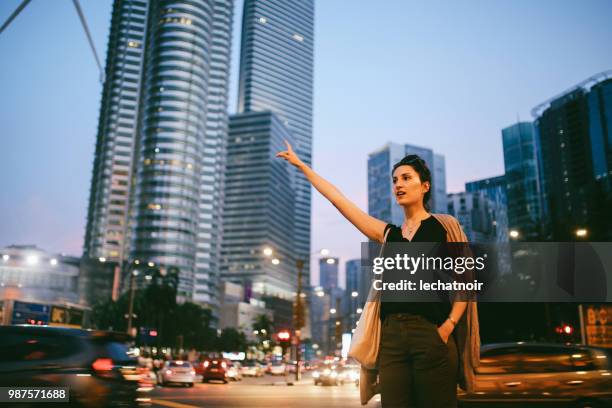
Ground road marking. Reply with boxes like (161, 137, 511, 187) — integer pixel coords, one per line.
(151, 399, 202, 408)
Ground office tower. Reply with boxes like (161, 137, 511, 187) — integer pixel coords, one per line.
(345, 258, 362, 329)
(236, 0, 315, 277)
(533, 71, 612, 240)
(501, 122, 543, 240)
(83, 0, 234, 306)
(83, 0, 150, 265)
(220, 111, 297, 299)
(319, 257, 339, 290)
(465, 175, 509, 243)
(368, 142, 447, 226)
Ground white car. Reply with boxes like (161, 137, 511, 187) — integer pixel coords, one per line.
(269, 362, 286, 376)
(226, 361, 242, 381)
(157, 360, 196, 387)
(241, 360, 264, 377)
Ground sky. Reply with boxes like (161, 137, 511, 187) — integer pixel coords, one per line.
(1, 0, 611, 287)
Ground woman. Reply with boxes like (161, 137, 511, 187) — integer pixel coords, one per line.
(276, 141, 479, 407)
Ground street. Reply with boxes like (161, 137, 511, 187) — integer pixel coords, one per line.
(149, 372, 381, 408)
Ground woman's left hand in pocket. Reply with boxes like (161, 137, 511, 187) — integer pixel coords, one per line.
(437, 320, 454, 344)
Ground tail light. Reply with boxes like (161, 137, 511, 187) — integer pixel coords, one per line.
(92, 358, 114, 372)
(221, 362, 227, 369)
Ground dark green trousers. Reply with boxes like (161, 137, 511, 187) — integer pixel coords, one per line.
(379, 313, 458, 408)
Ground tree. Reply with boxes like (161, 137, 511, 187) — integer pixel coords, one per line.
(216, 328, 247, 352)
(252, 313, 273, 341)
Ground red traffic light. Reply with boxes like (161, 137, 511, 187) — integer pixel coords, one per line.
(278, 330, 291, 341)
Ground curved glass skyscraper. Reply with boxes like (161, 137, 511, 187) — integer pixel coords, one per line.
(84, 0, 233, 306)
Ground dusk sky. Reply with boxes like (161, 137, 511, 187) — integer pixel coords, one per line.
(1, 0, 611, 287)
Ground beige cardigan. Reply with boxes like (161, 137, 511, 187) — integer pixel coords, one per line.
(359, 213, 481, 404)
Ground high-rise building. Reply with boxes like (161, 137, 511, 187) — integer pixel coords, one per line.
(368, 142, 447, 225)
(319, 257, 339, 290)
(220, 111, 297, 299)
(83, 0, 234, 307)
(532, 71, 612, 240)
(465, 175, 509, 243)
(236, 0, 315, 278)
(83, 0, 150, 265)
(501, 122, 543, 240)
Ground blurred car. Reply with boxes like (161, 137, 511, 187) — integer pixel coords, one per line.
(157, 360, 195, 387)
(269, 361, 287, 376)
(0, 325, 150, 407)
(286, 360, 305, 374)
(226, 361, 242, 381)
(313, 365, 340, 386)
(337, 364, 360, 386)
(199, 359, 228, 383)
(459, 343, 612, 408)
(241, 360, 264, 377)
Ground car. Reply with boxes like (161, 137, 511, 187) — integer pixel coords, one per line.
(0, 325, 150, 407)
(337, 364, 360, 386)
(157, 360, 196, 387)
(241, 359, 264, 377)
(269, 361, 287, 376)
(226, 361, 242, 381)
(458, 343, 612, 408)
(313, 365, 340, 386)
(199, 359, 228, 383)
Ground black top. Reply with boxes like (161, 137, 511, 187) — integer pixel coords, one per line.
(379, 215, 451, 324)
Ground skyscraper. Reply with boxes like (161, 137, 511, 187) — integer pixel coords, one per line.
(83, 0, 234, 307)
(533, 71, 612, 240)
(319, 257, 339, 290)
(465, 175, 509, 243)
(83, 0, 149, 266)
(236, 0, 315, 276)
(501, 122, 543, 240)
(220, 111, 297, 298)
(368, 142, 447, 226)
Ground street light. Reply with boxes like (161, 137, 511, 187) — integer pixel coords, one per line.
(575, 228, 588, 238)
(2, 254, 8, 261)
(99, 257, 106, 263)
(325, 258, 335, 265)
(351, 291, 358, 298)
(271, 258, 280, 265)
(320, 249, 330, 256)
(330, 308, 337, 314)
(356, 308, 363, 314)
(509, 230, 519, 239)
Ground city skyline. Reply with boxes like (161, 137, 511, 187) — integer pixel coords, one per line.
(2, 0, 612, 287)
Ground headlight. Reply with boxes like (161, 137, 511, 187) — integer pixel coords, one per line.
(330, 372, 338, 378)
(313, 371, 319, 378)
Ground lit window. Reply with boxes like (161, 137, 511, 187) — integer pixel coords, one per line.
(259, 17, 267, 24)
(127, 41, 140, 48)
(292, 34, 304, 42)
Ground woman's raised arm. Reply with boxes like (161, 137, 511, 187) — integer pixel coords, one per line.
(276, 140, 387, 242)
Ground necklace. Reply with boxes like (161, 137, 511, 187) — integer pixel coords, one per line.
(402, 214, 430, 238)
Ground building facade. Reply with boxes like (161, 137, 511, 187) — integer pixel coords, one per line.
(220, 111, 297, 299)
(236, 0, 315, 279)
(319, 257, 339, 290)
(533, 72, 612, 240)
(83, 0, 234, 308)
(465, 175, 509, 243)
(501, 122, 543, 240)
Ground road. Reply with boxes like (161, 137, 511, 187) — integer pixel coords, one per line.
(148, 372, 382, 408)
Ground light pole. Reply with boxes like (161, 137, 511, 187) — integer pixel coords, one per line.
(126, 268, 138, 336)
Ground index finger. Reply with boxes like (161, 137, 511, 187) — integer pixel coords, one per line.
(284, 139, 293, 152)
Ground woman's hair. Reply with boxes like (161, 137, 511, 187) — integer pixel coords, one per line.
(392, 155, 432, 209)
